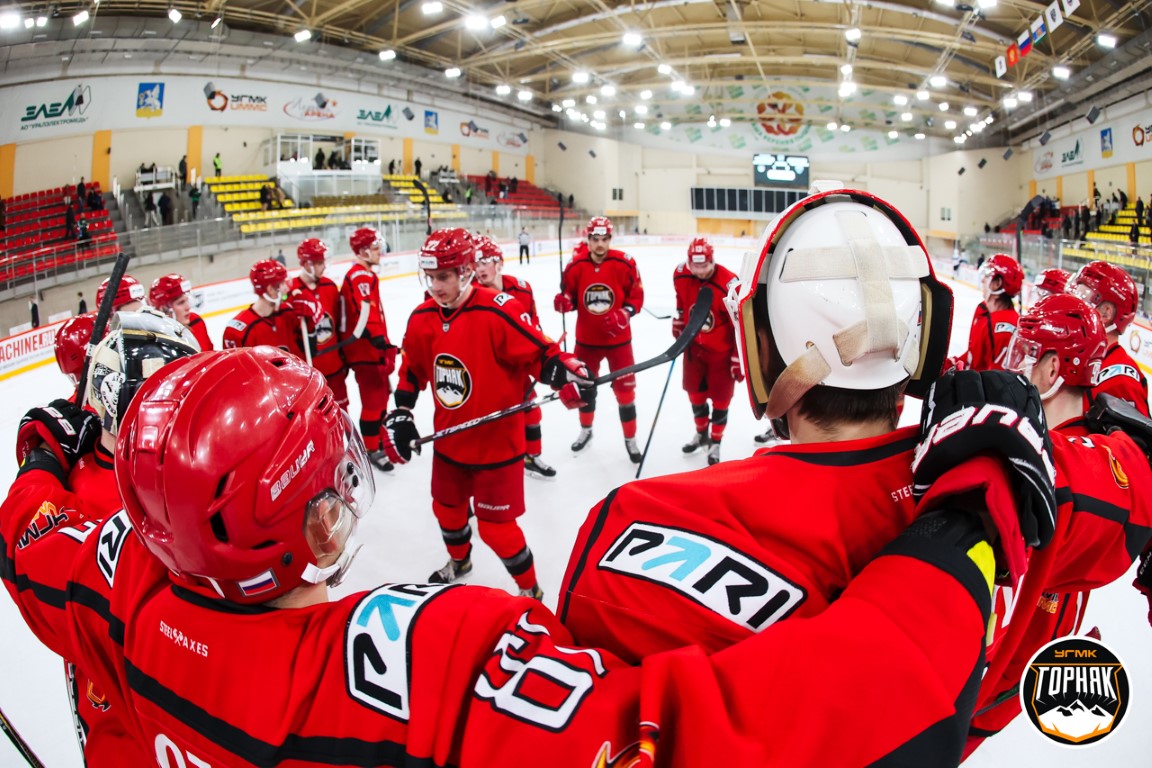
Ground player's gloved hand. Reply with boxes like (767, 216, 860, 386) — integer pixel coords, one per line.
(911, 370, 1056, 588)
(943, 354, 968, 374)
(1086, 393, 1152, 468)
(287, 291, 323, 331)
(553, 293, 575, 313)
(16, 399, 100, 471)
(381, 347, 398, 376)
(672, 316, 685, 339)
(1134, 550, 1152, 628)
(369, 335, 393, 351)
(605, 308, 631, 337)
(730, 354, 745, 383)
(380, 409, 420, 465)
(541, 352, 593, 388)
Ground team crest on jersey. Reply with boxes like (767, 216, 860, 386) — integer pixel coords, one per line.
(583, 283, 615, 315)
(1097, 364, 1140, 384)
(598, 522, 806, 631)
(18, 500, 70, 549)
(701, 310, 715, 333)
(591, 722, 659, 767)
(434, 354, 471, 409)
(315, 313, 336, 345)
(1020, 636, 1129, 745)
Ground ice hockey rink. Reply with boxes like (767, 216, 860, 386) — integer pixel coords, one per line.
(1, 238, 1149, 766)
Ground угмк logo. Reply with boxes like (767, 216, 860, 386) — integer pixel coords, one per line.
(433, 354, 470, 409)
(1020, 635, 1129, 746)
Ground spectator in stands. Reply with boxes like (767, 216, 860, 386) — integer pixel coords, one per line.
(315, 148, 325, 170)
(29, 300, 39, 329)
(329, 150, 340, 169)
(1119, 188, 1128, 209)
(1137, 195, 1146, 227)
(275, 249, 287, 267)
(1093, 184, 1101, 209)
(88, 189, 104, 211)
(1062, 214, 1071, 240)
(213, 152, 222, 178)
(270, 181, 286, 209)
(189, 185, 201, 219)
(179, 155, 187, 189)
(77, 293, 87, 314)
(144, 192, 160, 227)
(414, 157, 422, 178)
(984, 222, 991, 233)
(568, 193, 574, 209)
(1132, 221, 1142, 249)
(76, 218, 90, 245)
(65, 205, 77, 240)
(77, 177, 86, 206)
(498, 181, 507, 199)
(159, 191, 173, 225)
(509, 176, 518, 194)
(1095, 205, 1103, 231)
(259, 184, 272, 211)
(388, 159, 396, 175)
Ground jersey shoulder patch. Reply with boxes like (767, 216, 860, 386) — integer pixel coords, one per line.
(1098, 363, 1141, 384)
(226, 318, 248, 332)
(993, 321, 1017, 334)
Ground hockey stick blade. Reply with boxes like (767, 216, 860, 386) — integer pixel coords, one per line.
(76, 248, 131, 400)
(413, 286, 713, 446)
(642, 306, 674, 320)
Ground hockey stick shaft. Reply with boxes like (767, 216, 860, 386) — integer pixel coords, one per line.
(642, 306, 673, 320)
(300, 318, 313, 366)
(76, 248, 131, 400)
(316, 298, 374, 357)
(557, 193, 567, 352)
(635, 356, 676, 479)
(0, 706, 45, 768)
(413, 286, 713, 446)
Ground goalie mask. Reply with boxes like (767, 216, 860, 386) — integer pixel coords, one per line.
(86, 308, 201, 436)
(724, 188, 953, 423)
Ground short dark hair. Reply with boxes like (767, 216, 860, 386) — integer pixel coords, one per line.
(796, 382, 904, 432)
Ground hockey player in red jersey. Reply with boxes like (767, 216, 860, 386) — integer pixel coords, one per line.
(4, 344, 1010, 767)
(948, 253, 1021, 371)
(1068, 260, 1150, 416)
(291, 238, 349, 408)
(53, 311, 96, 392)
(223, 259, 318, 357)
(559, 188, 1065, 763)
(382, 228, 592, 599)
(1032, 267, 1069, 303)
(13, 309, 198, 767)
(474, 235, 558, 478)
(673, 237, 742, 465)
(149, 272, 214, 350)
(95, 273, 145, 312)
(339, 227, 396, 470)
(964, 293, 1152, 754)
(555, 216, 646, 461)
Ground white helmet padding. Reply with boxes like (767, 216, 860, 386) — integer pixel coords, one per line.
(724, 188, 953, 420)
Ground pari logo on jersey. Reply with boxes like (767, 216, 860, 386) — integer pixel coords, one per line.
(434, 354, 471, 409)
(1021, 635, 1130, 746)
(583, 283, 615, 315)
(599, 522, 806, 631)
(1098, 363, 1140, 384)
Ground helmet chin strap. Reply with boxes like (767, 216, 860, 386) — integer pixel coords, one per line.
(1038, 375, 1064, 401)
(300, 533, 362, 588)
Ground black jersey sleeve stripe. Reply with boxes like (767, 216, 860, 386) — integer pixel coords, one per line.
(558, 487, 621, 624)
(462, 304, 549, 349)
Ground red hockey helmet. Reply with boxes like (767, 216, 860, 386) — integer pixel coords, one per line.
(979, 254, 1024, 298)
(54, 312, 97, 387)
(96, 275, 146, 311)
(149, 274, 192, 310)
(116, 347, 375, 605)
(419, 228, 477, 271)
(250, 259, 288, 297)
(349, 227, 383, 256)
(687, 237, 714, 265)
(585, 216, 613, 238)
(297, 238, 329, 265)
(1034, 268, 1070, 299)
(1005, 293, 1106, 389)
(1069, 260, 1138, 333)
(475, 235, 504, 264)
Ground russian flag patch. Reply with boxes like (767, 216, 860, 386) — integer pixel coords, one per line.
(238, 569, 279, 597)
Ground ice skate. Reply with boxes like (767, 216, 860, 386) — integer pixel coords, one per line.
(571, 427, 593, 452)
(753, 425, 779, 444)
(517, 584, 545, 601)
(707, 442, 721, 466)
(682, 431, 710, 454)
(367, 450, 394, 471)
(428, 556, 472, 584)
(524, 454, 557, 478)
(625, 437, 642, 464)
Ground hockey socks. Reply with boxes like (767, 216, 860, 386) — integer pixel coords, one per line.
(478, 519, 538, 591)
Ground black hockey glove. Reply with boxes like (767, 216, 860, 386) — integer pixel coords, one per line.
(16, 399, 100, 471)
(1086, 393, 1152, 466)
(912, 370, 1057, 585)
(381, 409, 421, 465)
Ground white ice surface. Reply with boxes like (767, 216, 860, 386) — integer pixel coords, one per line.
(0, 242, 1148, 766)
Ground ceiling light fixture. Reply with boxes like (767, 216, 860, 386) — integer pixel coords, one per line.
(562, 98, 575, 108)
(657, 63, 672, 75)
(640, 89, 652, 100)
(495, 84, 511, 95)
(893, 94, 908, 106)
(719, 117, 731, 127)
(36, 15, 46, 26)
(939, 102, 949, 111)
(945, 120, 957, 129)
(827, 121, 839, 130)
(1052, 65, 1071, 80)
(963, 106, 978, 117)
(888, 130, 898, 139)
(490, 15, 506, 29)
(464, 14, 486, 31)
(844, 27, 861, 42)
(572, 71, 590, 84)
(1097, 32, 1117, 48)
(168, 8, 181, 23)
(840, 64, 853, 76)
(840, 124, 851, 132)
(517, 90, 532, 102)
(634, 122, 645, 130)
(1017, 91, 1033, 103)
(72, 9, 89, 25)
(0, 11, 20, 29)
(593, 110, 606, 120)
(929, 75, 946, 88)
(914, 132, 925, 140)
(211, 16, 223, 28)
(445, 66, 461, 78)
(585, 94, 597, 104)
(901, 112, 913, 122)
(916, 90, 929, 101)
(635, 104, 649, 115)
(601, 84, 616, 97)
(660, 121, 672, 131)
(294, 29, 311, 42)
(421, 2, 443, 14)
(1003, 96, 1018, 109)
(622, 31, 642, 47)
(378, 49, 396, 61)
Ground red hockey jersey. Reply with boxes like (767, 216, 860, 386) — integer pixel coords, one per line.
(501, 273, 539, 328)
(1088, 342, 1150, 417)
(955, 302, 1018, 371)
(2, 461, 993, 767)
(290, 275, 345, 377)
(339, 262, 391, 367)
(560, 248, 644, 347)
(560, 427, 923, 661)
(186, 313, 214, 351)
(222, 305, 303, 358)
(672, 263, 739, 357)
(68, 441, 121, 516)
(396, 286, 557, 468)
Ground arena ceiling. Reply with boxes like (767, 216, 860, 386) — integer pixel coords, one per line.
(1, 0, 1150, 147)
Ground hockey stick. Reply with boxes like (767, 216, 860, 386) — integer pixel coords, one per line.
(76, 248, 131, 399)
(412, 286, 714, 447)
(642, 306, 674, 320)
(557, 192, 567, 352)
(412, 178, 433, 236)
(300, 318, 313, 366)
(315, 299, 373, 357)
(634, 356, 677, 479)
(0, 706, 45, 768)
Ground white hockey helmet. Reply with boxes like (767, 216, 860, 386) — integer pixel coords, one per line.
(724, 188, 953, 420)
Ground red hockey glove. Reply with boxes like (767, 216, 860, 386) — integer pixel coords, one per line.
(541, 352, 593, 388)
(381, 409, 420, 465)
(287, 292, 324, 331)
(730, 354, 745, 383)
(553, 293, 575, 313)
(381, 347, 398, 376)
(912, 370, 1056, 588)
(558, 383, 586, 410)
(1134, 550, 1152, 628)
(16, 399, 100, 471)
(672, 316, 685, 339)
(605, 308, 630, 337)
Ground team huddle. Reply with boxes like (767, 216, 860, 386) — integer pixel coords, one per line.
(3, 188, 1151, 767)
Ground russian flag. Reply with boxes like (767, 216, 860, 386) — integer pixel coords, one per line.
(238, 569, 279, 597)
(1018, 29, 1033, 57)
